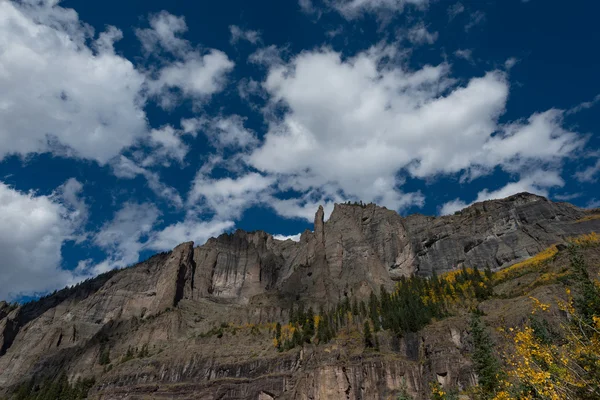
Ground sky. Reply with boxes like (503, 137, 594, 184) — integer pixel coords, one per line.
(0, 0, 599, 301)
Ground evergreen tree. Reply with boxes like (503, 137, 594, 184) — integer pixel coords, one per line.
(317, 313, 330, 344)
(99, 347, 110, 365)
(303, 307, 315, 342)
(469, 312, 500, 397)
(359, 300, 367, 317)
(297, 303, 305, 326)
(289, 304, 295, 325)
(368, 291, 381, 331)
(363, 321, 374, 348)
(352, 298, 359, 316)
(571, 247, 600, 325)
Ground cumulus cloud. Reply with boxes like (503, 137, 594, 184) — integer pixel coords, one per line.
(149, 218, 235, 250)
(147, 50, 234, 108)
(188, 172, 275, 219)
(93, 202, 160, 273)
(406, 23, 438, 45)
(140, 125, 191, 167)
(244, 44, 583, 216)
(111, 156, 184, 207)
(0, 0, 147, 163)
(447, 2, 465, 20)
(454, 49, 473, 62)
(0, 180, 87, 300)
(229, 25, 261, 44)
(440, 170, 564, 215)
(249, 45, 286, 67)
(566, 94, 600, 115)
(465, 11, 486, 31)
(137, 11, 235, 108)
(329, 0, 428, 19)
(136, 11, 189, 55)
(575, 158, 600, 182)
(268, 195, 339, 222)
(587, 199, 600, 209)
(92, 203, 233, 272)
(273, 233, 302, 241)
(182, 115, 259, 150)
(299, 0, 317, 14)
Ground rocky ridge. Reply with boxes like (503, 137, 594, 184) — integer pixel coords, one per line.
(0, 192, 599, 399)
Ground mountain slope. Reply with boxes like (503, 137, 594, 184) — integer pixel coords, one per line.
(0, 193, 599, 399)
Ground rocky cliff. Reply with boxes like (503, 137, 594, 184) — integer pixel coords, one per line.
(0, 193, 599, 399)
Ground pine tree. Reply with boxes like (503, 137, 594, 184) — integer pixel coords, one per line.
(571, 247, 600, 325)
(317, 313, 329, 344)
(359, 300, 367, 317)
(303, 307, 315, 342)
(368, 291, 381, 331)
(99, 347, 110, 365)
(363, 321, 374, 348)
(469, 312, 500, 397)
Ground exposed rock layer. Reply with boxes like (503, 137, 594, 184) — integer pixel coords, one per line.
(0, 193, 599, 399)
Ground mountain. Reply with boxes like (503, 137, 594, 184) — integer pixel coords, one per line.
(1, 193, 599, 399)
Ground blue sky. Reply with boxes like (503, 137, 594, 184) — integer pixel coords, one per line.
(0, 0, 599, 301)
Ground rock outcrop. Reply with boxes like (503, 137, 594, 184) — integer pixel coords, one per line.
(0, 193, 598, 399)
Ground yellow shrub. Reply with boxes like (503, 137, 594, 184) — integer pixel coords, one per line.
(494, 245, 558, 283)
(568, 232, 599, 247)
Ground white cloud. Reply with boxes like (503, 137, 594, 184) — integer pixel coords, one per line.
(587, 199, 600, 209)
(149, 218, 234, 250)
(111, 156, 184, 207)
(238, 78, 266, 101)
(147, 50, 234, 108)
(54, 178, 88, 234)
(566, 94, 600, 115)
(0, 180, 86, 300)
(0, 0, 147, 163)
(406, 23, 438, 45)
(180, 116, 259, 150)
(465, 11, 486, 31)
(205, 115, 259, 149)
(273, 233, 302, 242)
(448, 2, 465, 20)
(440, 170, 564, 215)
(481, 109, 583, 171)
(330, 0, 428, 19)
(454, 49, 473, 62)
(552, 192, 581, 201)
(229, 25, 261, 44)
(299, 0, 317, 14)
(249, 45, 285, 67)
(141, 125, 190, 167)
(268, 195, 338, 222)
(188, 172, 275, 219)
(91, 202, 234, 272)
(93, 202, 160, 272)
(136, 11, 235, 109)
(504, 57, 518, 70)
(135, 11, 189, 56)
(246, 44, 583, 215)
(575, 158, 600, 182)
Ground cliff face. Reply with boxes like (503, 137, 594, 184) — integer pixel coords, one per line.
(0, 193, 599, 399)
(181, 193, 597, 304)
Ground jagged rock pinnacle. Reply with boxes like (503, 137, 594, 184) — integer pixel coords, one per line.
(314, 205, 325, 243)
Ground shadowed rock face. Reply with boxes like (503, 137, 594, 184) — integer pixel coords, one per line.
(0, 193, 599, 399)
